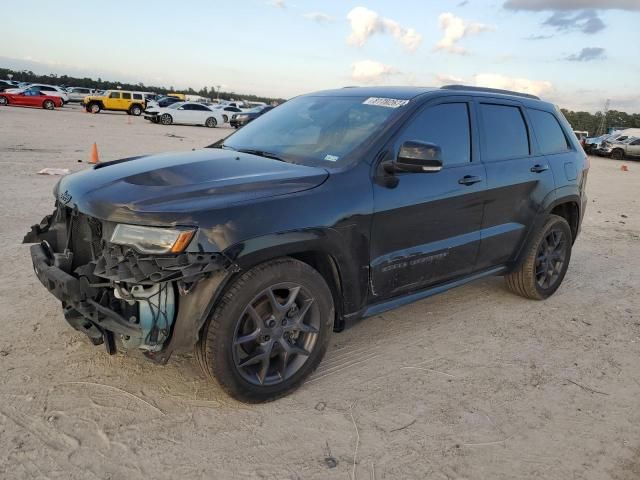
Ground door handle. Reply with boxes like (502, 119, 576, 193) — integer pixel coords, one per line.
(458, 175, 483, 186)
(530, 164, 549, 173)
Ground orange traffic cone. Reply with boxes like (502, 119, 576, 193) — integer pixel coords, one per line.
(89, 143, 100, 164)
(621, 165, 629, 172)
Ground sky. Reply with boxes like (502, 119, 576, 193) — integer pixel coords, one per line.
(2, 0, 639, 112)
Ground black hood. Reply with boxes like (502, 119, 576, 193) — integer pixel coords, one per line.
(56, 148, 328, 225)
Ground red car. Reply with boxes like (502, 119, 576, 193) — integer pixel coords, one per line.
(0, 88, 62, 110)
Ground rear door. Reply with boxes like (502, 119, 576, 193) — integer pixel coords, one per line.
(370, 97, 487, 298)
(474, 100, 555, 270)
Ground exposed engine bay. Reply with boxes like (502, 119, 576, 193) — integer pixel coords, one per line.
(24, 202, 230, 357)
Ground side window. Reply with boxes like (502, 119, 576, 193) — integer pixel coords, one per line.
(182, 104, 193, 110)
(41, 86, 53, 91)
(396, 103, 471, 166)
(122, 92, 131, 100)
(479, 104, 530, 161)
(193, 104, 208, 111)
(528, 109, 570, 154)
(631, 139, 640, 146)
(133, 93, 142, 100)
(109, 92, 120, 99)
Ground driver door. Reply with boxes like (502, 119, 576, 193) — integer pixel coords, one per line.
(370, 98, 487, 299)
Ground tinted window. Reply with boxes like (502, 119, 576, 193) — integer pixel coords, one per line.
(479, 104, 529, 161)
(630, 139, 640, 146)
(109, 92, 120, 99)
(528, 109, 570, 154)
(133, 93, 142, 100)
(396, 103, 471, 166)
(192, 104, 208, 111)
(41, 86, 54, 91)
(122, 92, 131, 100)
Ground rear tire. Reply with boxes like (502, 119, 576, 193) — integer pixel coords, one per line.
(0, 96, 8, 106)
(160, 113, 173, 125)
(205, 117, 217, 128)
(43, 100, 55, 110)
(130, 104, 142, 116)
(222, 114, 229, 123)
(505, 214, 572, 300)
(195, 258, 334, 403)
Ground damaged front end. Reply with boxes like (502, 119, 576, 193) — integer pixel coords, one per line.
(24, 203, 234, 362)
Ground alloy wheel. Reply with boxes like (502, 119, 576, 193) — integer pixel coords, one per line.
(535, 228, 567, 290)
(232, 282, 320, 386)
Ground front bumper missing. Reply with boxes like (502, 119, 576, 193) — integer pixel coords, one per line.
(26, 210, 235, 362)
(31, 242, 143, 342)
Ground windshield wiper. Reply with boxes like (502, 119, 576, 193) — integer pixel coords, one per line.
(236, 148, 286, 162)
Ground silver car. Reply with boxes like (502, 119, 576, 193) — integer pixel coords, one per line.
(67, 87, 96, 102)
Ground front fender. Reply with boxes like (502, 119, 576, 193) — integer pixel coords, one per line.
(223, 227, 368, 316)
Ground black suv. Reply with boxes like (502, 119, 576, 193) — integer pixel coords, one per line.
(24, 86, 588, 402)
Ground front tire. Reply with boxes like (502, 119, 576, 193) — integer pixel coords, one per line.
(505, 214, 572, 300)
(611, 149, 625, 160)
(205, 117, 217, 128)
(160, 113, 173, 125)
(196, 258, 334, 402)
(222, 114, 229, 123)
(87, 102, 101, 114)
(43, 100, 55, 110)
(0, 96, 8, 106)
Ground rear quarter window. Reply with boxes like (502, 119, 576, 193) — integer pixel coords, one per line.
(479, 104, 530, 161)
(528, 109, 571, 154)
(133, 93, 142, 100)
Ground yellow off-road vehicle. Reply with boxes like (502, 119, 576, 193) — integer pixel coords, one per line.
(83, 90, 146, 115)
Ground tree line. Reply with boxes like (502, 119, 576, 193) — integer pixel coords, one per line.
(0, 67, 285, 104)
(560, 109, 640, 136)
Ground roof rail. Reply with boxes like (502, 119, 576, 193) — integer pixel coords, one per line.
(440, 84, 541, 100)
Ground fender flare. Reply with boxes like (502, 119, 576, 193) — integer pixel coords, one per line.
(509, 188, 582, 272)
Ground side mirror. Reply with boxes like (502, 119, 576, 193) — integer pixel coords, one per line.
(386, 140, 443, 173)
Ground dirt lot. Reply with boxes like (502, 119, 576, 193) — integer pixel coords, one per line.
(0, 104, 639, 480)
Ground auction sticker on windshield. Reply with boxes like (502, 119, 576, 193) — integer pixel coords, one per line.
(363, 97, 410, 108)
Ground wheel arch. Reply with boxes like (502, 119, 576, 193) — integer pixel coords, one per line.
(222, 230, 358, 331)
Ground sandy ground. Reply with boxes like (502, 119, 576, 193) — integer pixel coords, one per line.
(0, 103, 639, 480)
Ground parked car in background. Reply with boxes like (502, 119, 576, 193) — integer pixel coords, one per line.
(0, 88, 63, 109)
(0, 80, 17, 92)
(599, 137, 640, 160)
(583, 134, 608, 154)
(5, 83, 69, 103)
(212, 105, 244, 123)
(144, 101, 224, 127)
(83, 90, 146, 115)
(146, 95, 183, 109)
(67, 87, 96, 102)
(230, 105, 274, 128)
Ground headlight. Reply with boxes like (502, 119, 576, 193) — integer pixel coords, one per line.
(110, 224, 195, 254)
(236, 115, 249, 121)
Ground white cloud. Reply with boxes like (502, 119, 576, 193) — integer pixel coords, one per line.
(434, 73, 465, 85)
(474, 73, 554, 96)
(435, 13, 494, 55)
(268, 0, 286, 8)
(303, 12, 332, 23)
(351, 60, 398, 83)
(347, 7, 422, 52)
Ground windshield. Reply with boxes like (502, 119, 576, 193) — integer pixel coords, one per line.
(221, 95, 404, 166)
